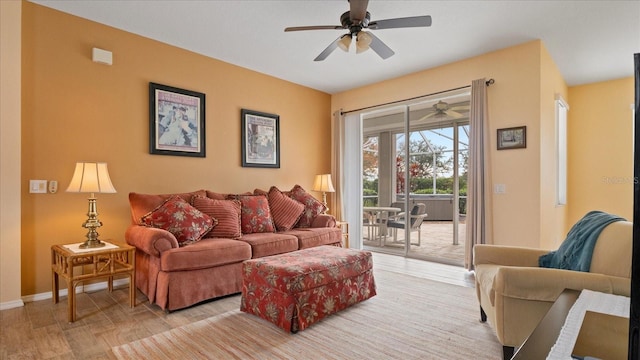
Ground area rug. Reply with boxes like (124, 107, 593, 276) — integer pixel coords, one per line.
(112, 270, 502, 359)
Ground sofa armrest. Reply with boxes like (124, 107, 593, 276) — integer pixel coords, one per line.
(474, 244, 550, 268)
(125, 224, 179, 257)
(494, 266, 628, 303)
(311, 214, 336, 228)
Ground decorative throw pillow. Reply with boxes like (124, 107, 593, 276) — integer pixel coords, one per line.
(227, 194, 275, 234)
(191, 196, 242, 239)
(206, 190, 228, 200)
(268, 186, 305, 231)
(288, 184, 327, 228)
(253, 188, 269, 197)
(140, 195, 216, 246)
(129, 190, 206, 223)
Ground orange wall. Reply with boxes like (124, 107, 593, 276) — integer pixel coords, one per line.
(567, 77, 634, 224)
(332, 40, 568, 248)
(21, 2, 331, 296)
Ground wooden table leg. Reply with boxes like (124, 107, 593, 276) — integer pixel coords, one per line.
(52, 272, 59, 304)
(68, 281, 75, 323)
(129, 273, 135, 307)
(129, 250, 136, 308)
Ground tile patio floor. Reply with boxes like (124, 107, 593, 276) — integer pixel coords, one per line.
(363, 221, 466, 266)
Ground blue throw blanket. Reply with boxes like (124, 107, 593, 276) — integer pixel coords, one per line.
(538, 210, 625, 272)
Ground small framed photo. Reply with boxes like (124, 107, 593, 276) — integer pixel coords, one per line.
(149, 82, 205, 157)
(497, 126, 526, 150)
(241, 109, 280, 168)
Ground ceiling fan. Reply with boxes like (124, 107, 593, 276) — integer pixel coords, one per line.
(284, 0, 432, 61)
(420, 101, 470, 120)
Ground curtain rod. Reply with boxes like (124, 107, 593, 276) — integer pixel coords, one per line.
(340, 78, 494, 115)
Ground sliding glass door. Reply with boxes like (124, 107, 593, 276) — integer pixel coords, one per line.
(360, 90, 470, 266)
(362, 107, 408, 253)
(401, 120, 468, 265)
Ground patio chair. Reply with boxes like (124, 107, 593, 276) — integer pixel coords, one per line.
(364, 203, 402, 246)
(386, 203, 428, 246)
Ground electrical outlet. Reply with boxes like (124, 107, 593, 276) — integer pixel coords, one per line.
(30, 180, 47, 194)
(48, 180, 58, 193)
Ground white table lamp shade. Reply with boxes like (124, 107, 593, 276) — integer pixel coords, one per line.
(313, 174, 335, 193)
(66, 162, 116, 194)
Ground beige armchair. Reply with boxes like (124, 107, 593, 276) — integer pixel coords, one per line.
(473, 220, 632, 359)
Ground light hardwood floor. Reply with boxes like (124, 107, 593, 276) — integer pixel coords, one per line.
(0, 253, 475, 359)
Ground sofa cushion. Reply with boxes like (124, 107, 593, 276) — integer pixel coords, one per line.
(288, 184, 327, 228)
(192, 196, 242, 239)
(141, 195, 216, 246)
(229, 194, 275, 234)
(160, 238, 251, 272)
(283, 227, 342, 249)
(268, 186, 305, 232)
(129, 190, 206, 224)
(239, 232, 299, 258)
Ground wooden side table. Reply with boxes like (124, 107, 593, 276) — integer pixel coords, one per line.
(51, 241, 136, 322)
(336, 221, 349, 248)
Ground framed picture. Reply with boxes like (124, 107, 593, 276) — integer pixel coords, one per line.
(241, 109, 280, 168)
(149, 82, 205, 157)
(497, 126, 527, 150)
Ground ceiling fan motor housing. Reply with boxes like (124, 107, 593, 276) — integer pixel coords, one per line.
(285, 2, 431, 61)
(434, 101, 449, 111)
(340, 11, 371, 34)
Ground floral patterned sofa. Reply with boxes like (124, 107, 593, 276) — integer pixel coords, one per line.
(125, 185, 342, 311)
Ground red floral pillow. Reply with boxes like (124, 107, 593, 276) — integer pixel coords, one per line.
(141, 195, 216, 246)
(288, 185, 327, 228)
(268, 186, 305, 231)
(227, 194, 275, 234)
(191, 196, 242, 239)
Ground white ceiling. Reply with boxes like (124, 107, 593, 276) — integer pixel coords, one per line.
(31, 0, 640, 94)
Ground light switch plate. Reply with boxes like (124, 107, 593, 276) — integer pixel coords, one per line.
(30, 180, 47, 193)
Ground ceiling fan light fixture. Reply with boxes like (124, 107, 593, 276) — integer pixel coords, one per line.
(356, 31, 372, 53)
(337, 34, 352, 52)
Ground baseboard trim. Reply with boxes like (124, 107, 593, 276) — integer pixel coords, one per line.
(0, 299, 25, 310)
(19, 278, 131, 304)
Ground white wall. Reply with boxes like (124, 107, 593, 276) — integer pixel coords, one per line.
(0, 0, 24, 309)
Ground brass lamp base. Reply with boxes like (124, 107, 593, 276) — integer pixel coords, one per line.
(79, 239, 106, 249)
(79, 196, 106, 248)
(321, 192, 329, 214)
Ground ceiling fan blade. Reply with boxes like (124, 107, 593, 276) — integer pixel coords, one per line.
(418, 112, 437, 121)
(445, 110, 464, 119)
(349, 0, 369, 24)
(369, 15, 432, 30)
(285, 25, 344, 32)
(449, 105, 470, 111)
(367, 32, 394, 59)
(314, 36, 342, 61)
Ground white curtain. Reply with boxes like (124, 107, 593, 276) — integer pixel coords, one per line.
(334, 111, 364, 249)
(465, 79, 493, 270)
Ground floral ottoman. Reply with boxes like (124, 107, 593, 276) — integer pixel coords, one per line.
(240, 245, 376, 333)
